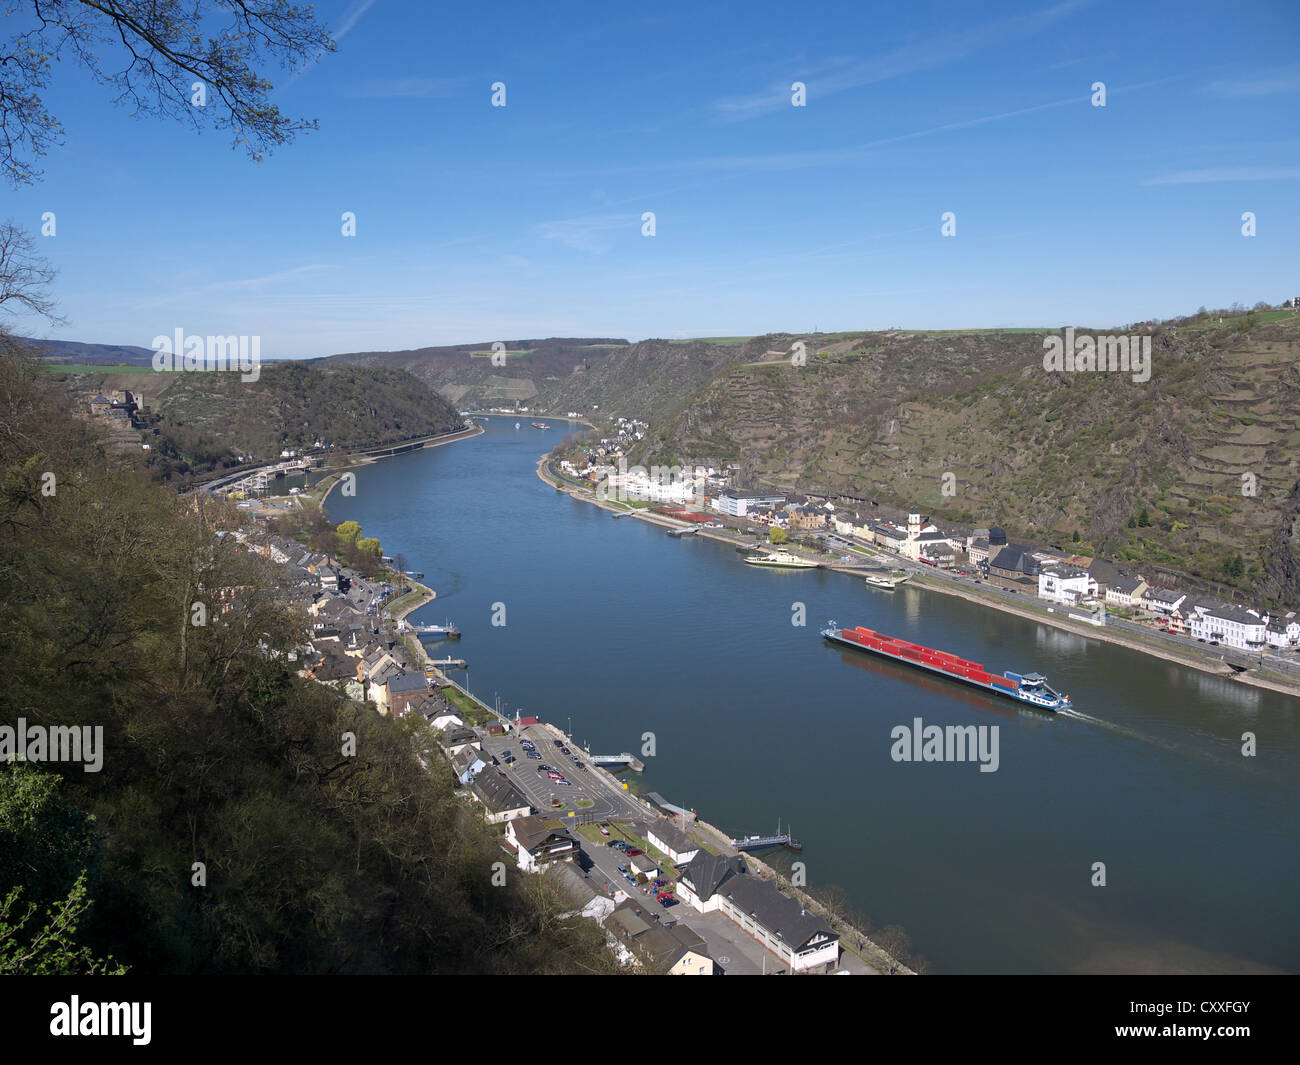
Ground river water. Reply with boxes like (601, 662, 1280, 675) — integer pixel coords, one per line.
(326, 415, 1300, 974)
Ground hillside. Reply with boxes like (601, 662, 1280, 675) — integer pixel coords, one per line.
(320, 337, 632, 410)
(623, 312, 1300, 607)
(48, 359, 461, 481)
(0, 345, 616, 974)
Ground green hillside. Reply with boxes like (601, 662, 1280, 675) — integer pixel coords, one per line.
(618, 311, 1300, 606)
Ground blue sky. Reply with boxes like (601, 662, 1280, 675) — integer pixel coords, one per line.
(6, 0, 1299, 356)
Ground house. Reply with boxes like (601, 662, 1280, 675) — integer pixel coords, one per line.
(1189, 604, 1267, 650)
(1105, 575, 1148, 609)
(676, 852, 748, 912)
(647, 821, 701, 865)
(628, 853, 658, 881)
(451, 745, 487, 785)
(1141, 586, 1186, 615)
(1038, 567, 1098, 605)
(966, 537, 992, 566)
(428, 712, 464, 732)
(506, 816, 580, 873)
(440, 725, 480, 757)
(1266, 613, 1299, 649)
(870, 522, 909, 552)
(385, 672, 429, 718)
(471, 768, 532, 823)
(714, 874, 840, 972)
(916, 533, 958, 568)
(367, 661, 404, 710)
(788, 506, 826, 531)
(989, 544, 1040, 580)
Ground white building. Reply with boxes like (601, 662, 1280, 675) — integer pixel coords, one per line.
(712, 489, 787, 517)
(1104, 575, 1148, 609)
(1188, 605, 1267, 650)
(1266, 613, 1299, 649)
(1038, 568, 1098, 605)
(646, 821, 701, 865)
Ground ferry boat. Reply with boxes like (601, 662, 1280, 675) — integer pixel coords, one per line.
(865, 570, 911, 589)
(821, 621, 1071, 711)
(532, 421, 550, 430)
(743, 549, 820, 570)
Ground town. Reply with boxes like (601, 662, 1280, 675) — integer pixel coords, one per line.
(548, 423, 1300, 672)
(216, 495, 883, 976)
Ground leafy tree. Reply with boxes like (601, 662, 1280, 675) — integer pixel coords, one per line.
(1, 0, 335, 187)
(0, 875, 125, 975)
(770, 526, 788, 544)
(1072, 529, 1080, 543)
(1137, 508, 1152, 527)
(336, 520, 362, 549)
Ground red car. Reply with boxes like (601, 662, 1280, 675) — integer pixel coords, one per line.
(626, 848, 643, 857)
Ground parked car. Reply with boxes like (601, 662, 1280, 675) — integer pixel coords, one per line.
(626, 848, 643, 857)
(599, 825, 610, 836)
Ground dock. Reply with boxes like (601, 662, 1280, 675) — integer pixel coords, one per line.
(586, 752, 646, 773)
(429, 657, 467, 670)
(729, 823, 803, 852)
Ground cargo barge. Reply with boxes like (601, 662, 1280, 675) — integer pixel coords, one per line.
(821, 621, 1071, 711)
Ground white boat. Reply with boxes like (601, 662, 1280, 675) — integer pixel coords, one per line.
(743, 549, 820, 570)
(865, 571, 911, 589)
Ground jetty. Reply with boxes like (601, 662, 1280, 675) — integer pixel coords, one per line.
(586, 752, 646, 773)
(729, 822, 803, 852)
(409, 621, 460, 640)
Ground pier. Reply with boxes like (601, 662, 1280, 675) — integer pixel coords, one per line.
(729, 824, 803, 852)
(429, 657, 467, 670)
(586, 752, 646, 773)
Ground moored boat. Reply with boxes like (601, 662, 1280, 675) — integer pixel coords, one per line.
(865, 570, 911, 589)
(821, 620, 1071, 710)
(743, 549, 820, 569)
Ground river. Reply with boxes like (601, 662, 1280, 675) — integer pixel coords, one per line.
(325, 415, 1300, 974)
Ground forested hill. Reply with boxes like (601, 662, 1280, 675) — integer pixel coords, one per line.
(614, 309, 1300, 608)
(0, 341, 615, 974)
(319, 336, 631, 411)
(48, 357, 462, 483)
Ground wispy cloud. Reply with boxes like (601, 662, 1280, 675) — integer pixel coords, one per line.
(285, 0, 379, 85)
(1141, 167, 1300, 186)
(535, 213, 635, 253)
(710, 0, 1090, 121)
(333, 0, 380, 43)
(1205, 65, 1300, 99)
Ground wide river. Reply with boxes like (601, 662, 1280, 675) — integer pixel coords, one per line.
(327, 415, 1300, 974)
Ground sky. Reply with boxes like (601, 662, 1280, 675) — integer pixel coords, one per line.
(4, 0, 1299, 356)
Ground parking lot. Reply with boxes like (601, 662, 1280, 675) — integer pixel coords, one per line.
(478, 724, 638, 825)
